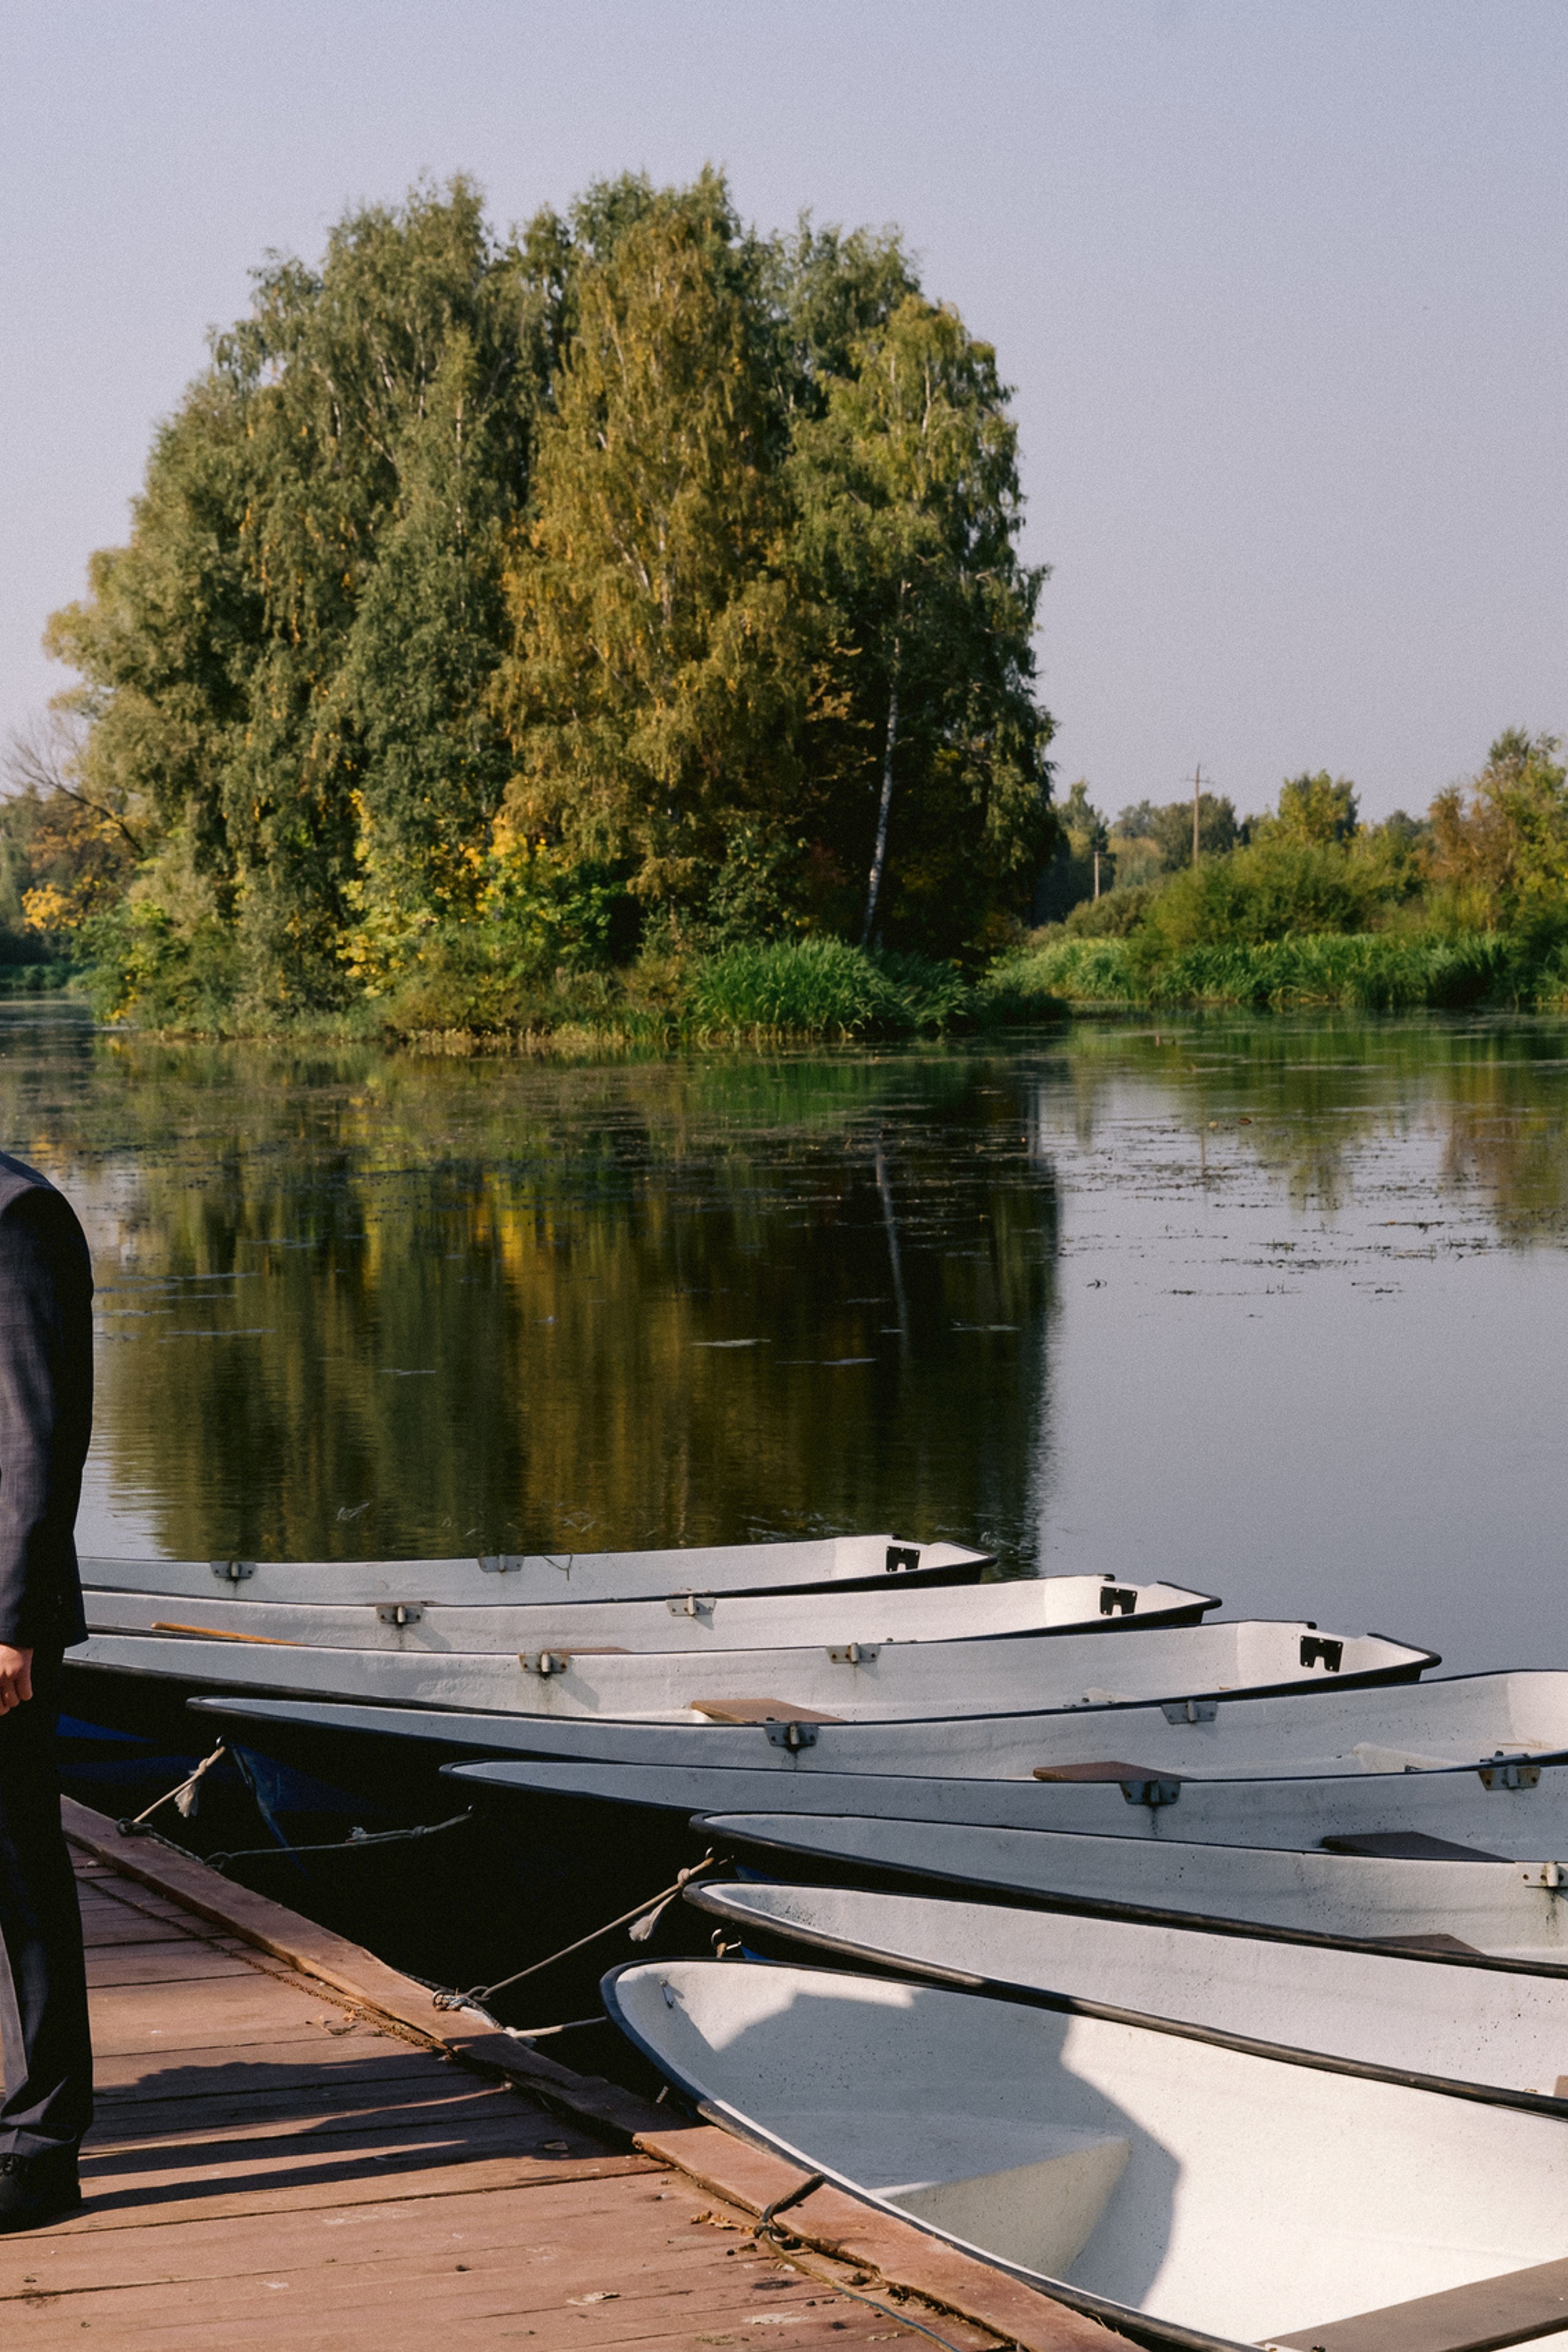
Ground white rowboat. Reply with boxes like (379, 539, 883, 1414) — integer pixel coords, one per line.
(701, 1808, 1568, 1961)
(605, 1957, 1568, 2350)
(80, 1570, 1219, 1653)
(447, 1743, 1568, 1862)
(176, 1661, 1561, 1773)
(78, 1534, 989, 1609)
(182, 1687, 1568, 1859)
(70, 1617, 1431, 1722)
(685, 1879, 1568, 2088)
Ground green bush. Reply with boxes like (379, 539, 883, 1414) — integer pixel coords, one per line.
(1062, 886, 1155, 938)
(687, 939, 967, 1039)
(75, 897, 243, 1030)
(985, 937, 1141, 1007)
(869, 951, 974, 1031)
(1144, 840, 1382, 951)
(1139, 933, 1507, 1011)
(989, 927, 1540, 1012)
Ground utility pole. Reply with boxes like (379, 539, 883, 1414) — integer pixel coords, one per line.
(1191, 763, 1203, 867)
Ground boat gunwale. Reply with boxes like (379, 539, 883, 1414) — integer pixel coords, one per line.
(682, 1881, 1568, 2113)
(81, 1585, 1226, 1638)
(69, 1615, 1444, 1728)
(692, 1812, 1568, 1980)
(76, 1538, 997, 1607)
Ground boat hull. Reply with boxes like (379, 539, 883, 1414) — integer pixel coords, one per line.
(78, 1533, 990, 1610)
(605, 1958, 1568, 2350)
(699, 1807, 1568, 1961)
(442, 1743, 1568, 1861)
(81, 1570, 1220, 1652)
(165, 1689, 1568, 1860)
(64, 1615, 1436, 1726)
(685, 1879, 1568, 2088)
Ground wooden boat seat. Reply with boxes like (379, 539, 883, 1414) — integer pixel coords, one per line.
(1321, 1831, 1507, 1861)
(1267, 2249, 1568, 2351)
(1032, 1761, 1181, 1782)
(1351, 1743, 1468, 1773)
(687, 1699, 846, 1725)
(775, 2108, 1130, 2280)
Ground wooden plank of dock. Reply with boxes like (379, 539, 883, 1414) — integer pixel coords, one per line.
(0, 1802, 1117, 2352)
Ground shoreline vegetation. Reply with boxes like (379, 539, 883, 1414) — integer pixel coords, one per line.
(7, 176, 1568, 1051)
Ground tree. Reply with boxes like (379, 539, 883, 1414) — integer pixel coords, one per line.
(1112, 794, 1237, 878)
(1058, 780, 1108, 861)
(2, 711, 142, 940)
(788, 296, 1053, 953)
(337, 321, 525, 986)
(1270, 772, 1359, 846)
(1428, 730, 1568, 927)
(47, 179, 537, 1017)
(496, 176, 807, 933)
(1032, 781, 1109, 922)
(45, 171, 1054, 1017)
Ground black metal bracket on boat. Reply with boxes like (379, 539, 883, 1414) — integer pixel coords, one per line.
(766, 1721, 818, 1751)
(884, 1546, 919, 1574)
(1120, 1775, 1181, 1807)
(1300, 1634, 1344, 1670)
(1159, 1698, 1218, 1725)
(210, 1560, 255, 1583)
(376, 1604, 423, 1626)
(520, 1650, 571, 1676)
(1099, 1585, 1137, 1616)
(1479, 1756, 1542, 1792)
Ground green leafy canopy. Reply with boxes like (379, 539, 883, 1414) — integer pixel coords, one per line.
(43, 171, 1056, 1027)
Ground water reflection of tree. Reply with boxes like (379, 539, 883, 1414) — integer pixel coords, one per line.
(1438, 1104, 1568, 1242)
(0, 1021, 1057, 1567)
(1036, 1014, 1568, 1229)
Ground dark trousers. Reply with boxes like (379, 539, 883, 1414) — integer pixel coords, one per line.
(0, 1651, 92, 2156)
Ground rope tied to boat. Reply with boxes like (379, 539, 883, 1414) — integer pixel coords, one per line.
(430, 1853, 725, 2013)
(205, 1812, 474, 1874)
(750, 2171, 975, 2351)
(116, 1741, 229, 1834)
(753, 2171, 827, 2241)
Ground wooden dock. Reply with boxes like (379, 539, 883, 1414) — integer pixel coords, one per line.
(0, 1801, 1114, 2351)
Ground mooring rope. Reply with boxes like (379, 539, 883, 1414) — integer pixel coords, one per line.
(114, 1741, 475, 1874)
(205, 1811, 475, 1874)
(430, 1853, 723, 2013)
(750, 2172, 973, 2352)
(116, 1740, 230, 1834)
(503, 2015, 605, 2040)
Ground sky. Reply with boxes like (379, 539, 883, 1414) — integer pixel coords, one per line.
(2, 0, 1565, 824)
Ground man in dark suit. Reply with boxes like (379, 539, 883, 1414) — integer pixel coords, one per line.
(0, 1155, 94, 2231)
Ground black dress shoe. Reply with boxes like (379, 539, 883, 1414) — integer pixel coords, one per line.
(0, 2149, 82, 2231)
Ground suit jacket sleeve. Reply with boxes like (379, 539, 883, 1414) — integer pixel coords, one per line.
(0, 1185, 94, 1649)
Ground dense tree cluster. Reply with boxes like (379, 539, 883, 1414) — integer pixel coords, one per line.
(26, 173, 1055, 1024)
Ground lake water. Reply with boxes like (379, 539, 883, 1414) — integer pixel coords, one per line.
(8, 1003, 1567, 1676)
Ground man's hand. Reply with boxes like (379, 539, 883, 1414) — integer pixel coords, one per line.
(0, 1645, 33, 1711)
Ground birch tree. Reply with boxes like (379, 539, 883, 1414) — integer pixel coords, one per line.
(788, 296, 1054, 952)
